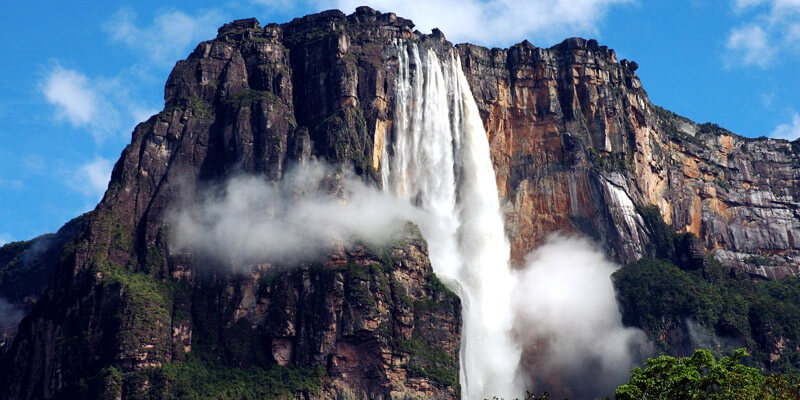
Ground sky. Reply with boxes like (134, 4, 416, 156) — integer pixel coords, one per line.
(1, 0, 798, 244)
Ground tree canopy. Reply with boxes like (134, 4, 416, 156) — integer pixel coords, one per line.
(614, 349, 800, 400)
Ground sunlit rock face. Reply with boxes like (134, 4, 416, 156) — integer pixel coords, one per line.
(458, 39, 800, 273)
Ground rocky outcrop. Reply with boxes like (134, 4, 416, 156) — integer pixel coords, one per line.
(458, 39, 800, 275)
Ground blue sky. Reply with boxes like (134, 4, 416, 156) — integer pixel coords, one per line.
(1, 0, 798, 243)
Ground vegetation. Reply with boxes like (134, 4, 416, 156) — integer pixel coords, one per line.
(615, 349, 800, 400)
(0, 239, 34, 288)
(491, 350, 800, 400)
(398, 337, 458, 387)
(224, 89, 282, 109)
(652, 105, 704, 146)
(589, 148, 633, 172)
(99, 261, 174, 355)
(79, 356, 325, 400)
(614, 206, 800, 371)
(615, 255, 800, 370)
(698, 122, 735, 137)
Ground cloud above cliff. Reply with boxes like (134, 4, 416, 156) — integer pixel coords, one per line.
(512, 235, 650, 398)
(255, 0, 630, 46)
(726, 0, 800, 68)
(104, 8, 226, 66)
(42, 67, 99, 127)
(41, 65, 154, 143)
(168, 162, 421, 267)
(333, 0, 630, 45)
(73, 157, 114, 199)
(771, 111, 800, 141)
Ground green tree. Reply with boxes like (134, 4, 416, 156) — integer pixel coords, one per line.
(615, 349, 800, 400)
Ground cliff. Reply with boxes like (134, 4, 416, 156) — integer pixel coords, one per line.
(458, 39, 799, 274)
(1, 6, 799, 399)
(1, 9, 461, 399)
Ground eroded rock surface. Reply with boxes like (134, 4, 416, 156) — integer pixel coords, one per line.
(458, 39, 800, 275)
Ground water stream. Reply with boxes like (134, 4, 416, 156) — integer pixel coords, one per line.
(382, 40, 522, 400)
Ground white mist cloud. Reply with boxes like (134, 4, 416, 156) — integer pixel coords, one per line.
(512, 235, 650, 398)
(0, 298, 24, 333)
(70, 157, 113, 200)
(0, 234, 12, 246)
(168, 162, 421, 267)
(104, 8, 226, 66)
(771, 111, 800, 140)
(726, 0, 800, 68)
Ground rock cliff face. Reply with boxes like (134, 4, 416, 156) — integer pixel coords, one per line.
(1, 6, 799, 399)
(457, 39, 800, 274)
(0, 9, 462, 400)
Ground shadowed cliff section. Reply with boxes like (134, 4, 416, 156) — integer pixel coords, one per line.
(0, 8, 462, 400)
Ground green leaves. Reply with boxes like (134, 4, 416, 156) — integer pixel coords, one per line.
(614, 349, 771, 400)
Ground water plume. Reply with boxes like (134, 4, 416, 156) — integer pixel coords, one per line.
(513, 235, 651, 399)
(382, 40, 523, 399)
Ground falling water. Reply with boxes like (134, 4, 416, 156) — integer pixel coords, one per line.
(382, 40, 522, 400)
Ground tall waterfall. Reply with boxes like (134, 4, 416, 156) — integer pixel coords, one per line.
(382, 40, 522, 400)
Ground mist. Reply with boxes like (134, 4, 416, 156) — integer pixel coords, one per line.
(0, 298, 24, 345)
(168, 161, 421, 267)
(512, 235, 651, 399)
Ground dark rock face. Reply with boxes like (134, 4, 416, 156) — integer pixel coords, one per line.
(0, 8, 460, 400)
(1, 6, 800, 399)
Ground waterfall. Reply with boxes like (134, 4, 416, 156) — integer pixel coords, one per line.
(382, 40, 522, 400)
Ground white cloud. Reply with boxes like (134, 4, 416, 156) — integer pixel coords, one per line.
(330, 0, 630, 45)
(42, 67, 98, 126)
(734, 0, 766, 10)
(254, 0, 631, 46)
(0, 234, 12, 246)
(22, 155, 46, 173)
(771, 111, 800, 140)
(0, 177, 24, 190)
(104, 8, 226, 66)
(726, 25, 774, 67)
(131, 107, 159, 125)
(41, 66, 124, 142)
(71, 157, 113, 200)
(41, 64, 160, 142)
(726, 0, 800, 67)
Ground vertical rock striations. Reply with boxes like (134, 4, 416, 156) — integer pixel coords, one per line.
(458, 39, 800, 274)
